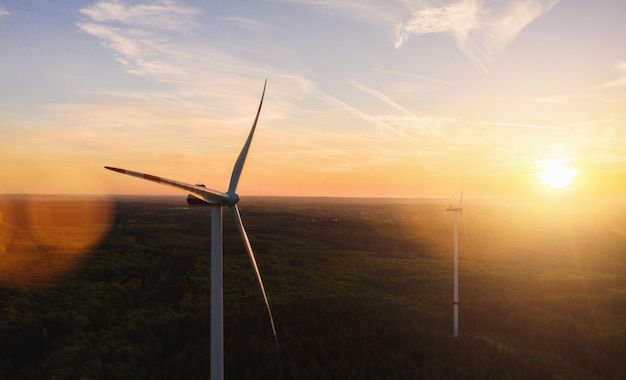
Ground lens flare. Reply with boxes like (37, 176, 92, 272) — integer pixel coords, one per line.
(0, 196, 113, 286)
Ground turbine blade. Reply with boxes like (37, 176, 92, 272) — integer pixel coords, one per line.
(459, 183, 464, 208)
(229, 204, 279, 348)
(104, 166, 229, 204)
(228, 80, 267, 193)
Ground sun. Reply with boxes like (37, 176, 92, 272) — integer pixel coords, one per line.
(535, 158, 580, 189)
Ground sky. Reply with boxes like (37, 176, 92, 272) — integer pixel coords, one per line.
(1, 0, 625, 199)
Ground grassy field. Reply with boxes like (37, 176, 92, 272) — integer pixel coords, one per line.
(1, 195, 625, 379)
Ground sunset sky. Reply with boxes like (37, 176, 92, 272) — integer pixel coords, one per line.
(1, 0, 625, 199)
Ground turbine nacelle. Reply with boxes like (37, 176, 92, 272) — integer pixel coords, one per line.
(447, 185, 464, 213)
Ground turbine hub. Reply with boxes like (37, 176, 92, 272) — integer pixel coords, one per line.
(224, 191, 240, 206)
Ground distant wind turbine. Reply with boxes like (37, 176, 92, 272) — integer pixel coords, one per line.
(446, 185, 466, 338)
(104, 80, 276, 380)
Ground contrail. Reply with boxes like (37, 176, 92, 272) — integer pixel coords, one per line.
(346, 79, 444, 135)
(472, 121, 562, 130)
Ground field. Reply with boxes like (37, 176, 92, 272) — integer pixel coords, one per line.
(1, 195, 625, 379)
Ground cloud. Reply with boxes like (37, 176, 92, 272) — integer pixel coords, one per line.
(311, 82, 450, 138)
(530, 93, 582, 103)
(0, 6, 10, 18)
(471, 121, 562, 130)
(346, 79, 445, 135)
(600, 60, 626, 88)
(78, 1, 296, 110)
(65, 2, 320, 168)
(222, 16, 275, 31)
(397, 0, 561, 72)
(79, 0, 200, 32)
(393, 0, 481, 48)
(77, 22, 185, 77)
(76, 1, 307, 102)
(311, 89, 393, 133)
(276, 0, 402, 26)
(77, 1, 202, 79)
(282, 0, 560, 71)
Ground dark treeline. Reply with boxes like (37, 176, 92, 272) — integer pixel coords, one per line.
(0, 196, 625, 379)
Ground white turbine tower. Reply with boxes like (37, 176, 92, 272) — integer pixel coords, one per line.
(446, 186, 466, 338)
(104, 80, 276, 380)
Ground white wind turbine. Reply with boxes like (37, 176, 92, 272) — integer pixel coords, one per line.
(105, 80, 276, 380)
(446, 185, 466, 338)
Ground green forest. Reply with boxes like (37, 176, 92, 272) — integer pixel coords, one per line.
(1, 195, 625, 379)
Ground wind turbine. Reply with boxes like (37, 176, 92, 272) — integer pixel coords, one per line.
(446, 186, 466, 338)
(104, 80, 276, 380)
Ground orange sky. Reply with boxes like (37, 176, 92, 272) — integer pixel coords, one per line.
(1, 1, 625, 200)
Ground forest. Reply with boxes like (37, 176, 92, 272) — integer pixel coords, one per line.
(0, 195, 625, 379)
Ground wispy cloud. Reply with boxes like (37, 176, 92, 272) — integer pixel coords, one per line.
(311, 89, 395, 134)
(222, 16, 274, 31)
(73, 1, 453, 177)
(378, 69, 452, 86)
(48, 2, 317, 173)
(78, 23, 186, 78)
(471, 121, 562, 130)
(346, 79, 445, 135)
(77, 1, 201, 79)
(0, 6, 10, 18)
(394, 0, 480, 47)
(397, 0, 561, 72)
(79, 0, 199, 31)
(530, 93, 583, 103)
(275, 0, 402, 26)
(311, 82, 451, 139)
(600, 60, 626, 88)
(76, 1, 310, 106)
(282, 0, 560, 72)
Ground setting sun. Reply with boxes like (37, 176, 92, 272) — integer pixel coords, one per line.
(535, 158, 580, 189)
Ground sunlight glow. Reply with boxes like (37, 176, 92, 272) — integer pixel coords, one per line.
(535, 158, 580, 189)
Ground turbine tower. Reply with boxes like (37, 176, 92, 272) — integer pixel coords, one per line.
(446, 186, 465, 338)
(105, 80, 276, 380)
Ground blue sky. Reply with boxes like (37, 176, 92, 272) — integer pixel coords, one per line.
(1, 0, 625, 198)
